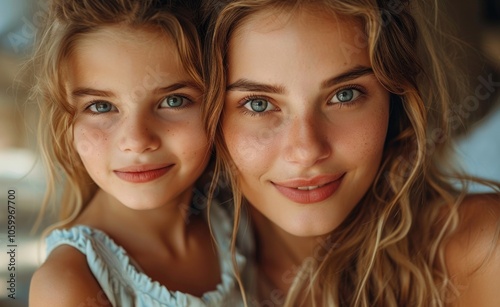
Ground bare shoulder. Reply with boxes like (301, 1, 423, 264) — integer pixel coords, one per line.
(445, 193, 500, 307)
(446, 193, 500, 258)
(29, 245, 111, 306)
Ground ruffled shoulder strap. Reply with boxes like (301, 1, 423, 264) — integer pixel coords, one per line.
(45, 226, 179, 306)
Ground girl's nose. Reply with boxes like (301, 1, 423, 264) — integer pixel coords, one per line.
(118, 114, 161, 153)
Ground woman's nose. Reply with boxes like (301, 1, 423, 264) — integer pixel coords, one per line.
(282, 112, 332, 167)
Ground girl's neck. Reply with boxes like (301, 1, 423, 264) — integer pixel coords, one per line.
(76, 188, 198, 252)
(76, 188, 221, 296)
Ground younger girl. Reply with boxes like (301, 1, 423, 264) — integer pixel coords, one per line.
(29, 0, 245, 306)
(202, 0, 500, 306)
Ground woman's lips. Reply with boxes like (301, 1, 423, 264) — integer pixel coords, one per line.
(272, 174, 345, 204)
(113, 164, 173, 183)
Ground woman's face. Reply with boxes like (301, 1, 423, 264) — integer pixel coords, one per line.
(223, 9, 390, 237)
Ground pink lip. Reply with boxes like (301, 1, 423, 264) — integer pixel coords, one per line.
(272, 173, 345, 204)
(114, 164, 173, 183)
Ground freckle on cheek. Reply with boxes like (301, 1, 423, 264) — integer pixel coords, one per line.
(231, 140, 267, 170)
(79, 143, 89, 154)
(75, 127, 107, 156)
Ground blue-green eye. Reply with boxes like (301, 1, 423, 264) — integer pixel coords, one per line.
(331, 88, 362, 104)
(160, 95, 190, 108)
(243, 98, 275, 113)
(89, 101, 115, 113)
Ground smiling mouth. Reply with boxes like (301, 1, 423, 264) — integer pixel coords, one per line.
(114, 164, 173, 183)
(272, 174, 345, 204)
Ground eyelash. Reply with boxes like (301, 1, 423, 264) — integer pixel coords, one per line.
(83, 100, 115, 116)
(159, 94, 194, 110)
(329, 84, 367, 108)
(238, 94, 277, 117)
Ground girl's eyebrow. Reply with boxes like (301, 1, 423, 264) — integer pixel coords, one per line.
(226, 65, 374, 93)
(72, 88, 113, 98)
(71, 82, 200, 98)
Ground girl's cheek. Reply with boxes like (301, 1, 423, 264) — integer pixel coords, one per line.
(74, 128, 102, 157)
(73, 123, 113, 158)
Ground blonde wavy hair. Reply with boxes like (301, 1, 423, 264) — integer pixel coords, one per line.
(202, 0, 500, 305)
(30, 0, 203, 231)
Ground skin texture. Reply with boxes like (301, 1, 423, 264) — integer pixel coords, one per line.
(30, 27, 219, 306)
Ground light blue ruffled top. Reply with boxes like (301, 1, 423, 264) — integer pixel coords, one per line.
(45, 204, 246, 307)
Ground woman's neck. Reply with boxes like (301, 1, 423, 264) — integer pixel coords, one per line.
(250, 207, 325, 293)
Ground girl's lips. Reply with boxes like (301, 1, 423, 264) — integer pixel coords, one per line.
(114, 165, 173, 183)
(272, 174, 345, 204)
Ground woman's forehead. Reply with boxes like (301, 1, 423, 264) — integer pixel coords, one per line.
(230, 6, 362, 44)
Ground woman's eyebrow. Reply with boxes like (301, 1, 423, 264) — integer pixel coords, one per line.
(226, 79, 285, 94)
(321, 66, 374, 88)
(155, 81, 201, 94)
(226, 66, 373, 93)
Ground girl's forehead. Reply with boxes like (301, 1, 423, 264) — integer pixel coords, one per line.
(75, 24, 170, 49)
(66, 24, 179, 72)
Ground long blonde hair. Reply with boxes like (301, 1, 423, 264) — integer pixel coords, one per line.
(202, 0, 500, 305)
(30, 0, 203, 231)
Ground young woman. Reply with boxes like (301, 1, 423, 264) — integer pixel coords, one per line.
(202, 0, 500, 305)
(29, 0, 245, 305)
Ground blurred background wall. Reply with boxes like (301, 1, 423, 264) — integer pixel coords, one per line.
(1, 1, 49, 306)
(0, 0, 498, 306)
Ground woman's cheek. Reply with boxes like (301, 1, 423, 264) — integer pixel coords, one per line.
(352, 111, 389, 165)
(224, 120, 275, 174)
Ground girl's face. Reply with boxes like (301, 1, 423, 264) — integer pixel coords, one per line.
(223, 9, 390, 236)
(68, 27, 209, 210)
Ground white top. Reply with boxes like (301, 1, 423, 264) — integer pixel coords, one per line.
(45, 204, 247, 307)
